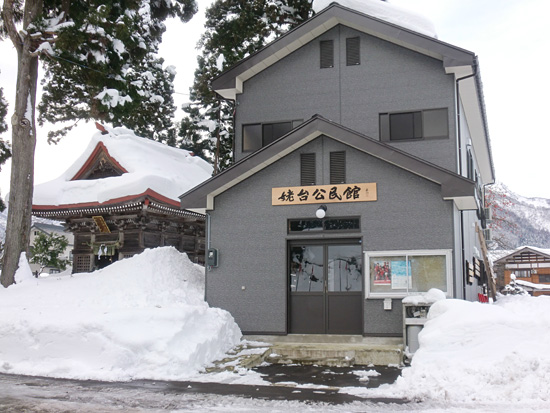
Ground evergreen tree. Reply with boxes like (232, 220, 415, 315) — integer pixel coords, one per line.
(179, 0, 314, 173)
(29, 232, 70, 274)
(0, 0, 197, 287)
(0, 82, 10, 211)
(37, 1, 197, 143)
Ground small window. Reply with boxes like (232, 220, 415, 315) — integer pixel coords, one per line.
(380, 108, 448, 141)
(346, 37, 360, 66)
(539, 275, 550, 283)
(320, 40, 334, 68)
(301, 153, 316, 186)
(330, 151, 346, 184)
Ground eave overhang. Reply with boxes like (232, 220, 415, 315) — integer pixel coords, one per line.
(212, 3, 476, 100)
(180, 116, 476, 212)
(33, 188, 205, 219)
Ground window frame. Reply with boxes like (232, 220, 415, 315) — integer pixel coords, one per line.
(365, 249, 453, 298)
(242, 119, 302, 153)
(379, 108, 449, 142)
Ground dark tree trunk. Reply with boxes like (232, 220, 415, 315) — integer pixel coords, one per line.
(1, 0, 42, 287)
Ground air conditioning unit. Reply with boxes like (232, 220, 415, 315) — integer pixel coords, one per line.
(532, 270, 538, 274)
(483, 228, 492, 241)
(484, 207, 492, 222)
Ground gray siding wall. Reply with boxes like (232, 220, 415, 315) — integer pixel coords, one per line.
(235, 25, 457, 171)
(207, 136, 454, 335)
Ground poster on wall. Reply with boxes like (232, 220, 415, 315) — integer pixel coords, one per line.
(391, 260, 411, 290)
(373, 261, 392, 285)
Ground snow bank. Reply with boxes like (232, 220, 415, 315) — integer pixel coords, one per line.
(313, 0, 437, 38)
(0, 247, 241, 381)
(33, 126, 213, 206)
(364, 295, 550, 404)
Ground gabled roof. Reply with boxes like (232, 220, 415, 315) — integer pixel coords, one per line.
(212, 2, 476, 100)
(179, 115, 477, 211)
(494, 246, 550, 265)
(33, 125, 213, 211)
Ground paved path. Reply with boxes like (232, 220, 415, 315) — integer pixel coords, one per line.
(0, 366, 406, 411)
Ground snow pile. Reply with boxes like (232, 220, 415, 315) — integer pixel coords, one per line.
(313, 0, 437, 38)
(33, 126, 213, 206)
(0, 247, 242, 381)
(366, 295, 550, 404)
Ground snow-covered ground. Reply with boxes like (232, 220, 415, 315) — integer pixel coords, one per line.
(1, 248, 550, 411)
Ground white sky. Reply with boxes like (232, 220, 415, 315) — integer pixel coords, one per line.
(0, 0, 548, 199)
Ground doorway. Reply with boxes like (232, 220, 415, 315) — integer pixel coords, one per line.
(288, 239, 363, 334)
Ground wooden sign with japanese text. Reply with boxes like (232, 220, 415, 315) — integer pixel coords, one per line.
(272, 183, 377, 205)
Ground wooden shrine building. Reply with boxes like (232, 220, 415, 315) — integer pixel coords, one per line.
(32, 124, 213, 273)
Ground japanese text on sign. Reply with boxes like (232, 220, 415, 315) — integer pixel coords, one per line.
(272, 183, 377, 205)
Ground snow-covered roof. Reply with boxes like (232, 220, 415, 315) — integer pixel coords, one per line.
(312, 0, 437, 38)
(33, 126, 213, 208)
(494, 246, 550, 264)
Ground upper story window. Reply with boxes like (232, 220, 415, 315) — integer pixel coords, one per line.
(243, 120, 302, 152)
(320, 40, 334, 68)
(380, 108, 448, 141)
(346, 37, 360, 66)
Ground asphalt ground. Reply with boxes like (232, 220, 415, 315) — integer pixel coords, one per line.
(0, 365, 406, 406)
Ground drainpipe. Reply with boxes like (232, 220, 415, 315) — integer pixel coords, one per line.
(205, 211, 211, 302)
(455, 58, 478, 300)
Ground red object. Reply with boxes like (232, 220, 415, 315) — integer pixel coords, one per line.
(478, 293, 489, 303)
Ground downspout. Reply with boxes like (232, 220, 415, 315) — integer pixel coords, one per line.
(455, 58, 478, 300)
(205, 211, 211, 302)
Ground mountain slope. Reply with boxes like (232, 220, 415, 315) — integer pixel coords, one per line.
(486, 182, 550, 250)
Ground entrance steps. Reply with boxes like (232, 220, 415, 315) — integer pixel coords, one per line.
(244, 334, 403, 368)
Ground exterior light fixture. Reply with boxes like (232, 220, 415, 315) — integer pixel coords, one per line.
(316, 205, 327, 219)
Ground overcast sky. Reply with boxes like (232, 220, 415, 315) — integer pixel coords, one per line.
(0, 0, 548, 199)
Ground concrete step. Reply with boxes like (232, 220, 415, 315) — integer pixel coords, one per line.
(245, 335, 404, 367)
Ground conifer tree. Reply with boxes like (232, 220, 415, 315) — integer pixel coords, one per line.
(0, 0, 197, 287)
(179, 0, 314, 173)
(0, 82, 10, 211)
(30, 231, 70, 274)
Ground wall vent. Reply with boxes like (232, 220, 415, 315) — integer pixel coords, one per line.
(346, 37, 360, 66)
(330, 151, 346, 184)
(320, 40, 334, 69)
(301, 153, 316, 186)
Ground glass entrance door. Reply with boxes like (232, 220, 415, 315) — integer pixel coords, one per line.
(289, 240, 363, 334)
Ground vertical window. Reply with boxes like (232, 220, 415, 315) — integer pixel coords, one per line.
(301, 153, 316, 186)
(330, 151, 346, 184)
(346, 37, 360, 66)
(320, 40, 334, 69)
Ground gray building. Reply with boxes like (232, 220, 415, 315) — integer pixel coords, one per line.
(180, 3, 494, 336)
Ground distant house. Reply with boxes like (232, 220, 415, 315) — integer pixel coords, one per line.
(29, 222, 74, 274)
(180, 1, 494, 337)
(32, 124, 213, 273)
(493, 247, 550, 296)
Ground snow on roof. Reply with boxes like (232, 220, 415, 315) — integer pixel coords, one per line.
(312, 0, 437, 38)
(33, 126, 213, 207)
(515, 279, 550, 290)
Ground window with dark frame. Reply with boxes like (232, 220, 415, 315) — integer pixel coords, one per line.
(380, 108, 448, 141)
(243, 120, 302, 152)
(320, 40, 334, 68)
(346, 37, 360, 66)
(301, 153, 316, 186)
